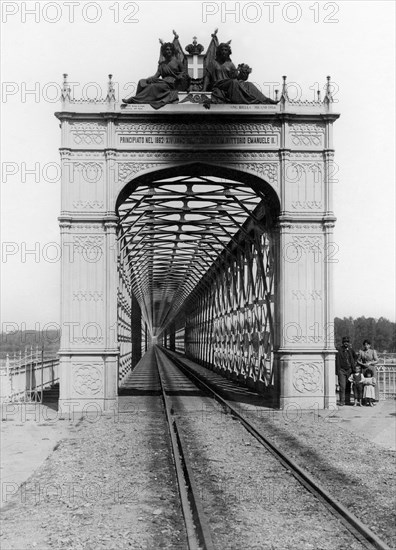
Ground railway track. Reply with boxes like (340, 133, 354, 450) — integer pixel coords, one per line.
(155, 347, 214, 550)
(153, 346, 391, 550)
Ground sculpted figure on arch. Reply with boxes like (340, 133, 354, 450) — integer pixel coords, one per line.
(203, 31, 277, 106)
(122, 29, 277, 109)
(122, 31, 189, 110)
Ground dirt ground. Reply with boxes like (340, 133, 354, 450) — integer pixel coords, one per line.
(1, 392, 395, 549)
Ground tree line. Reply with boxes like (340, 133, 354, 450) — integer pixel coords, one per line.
(0, 317, 395, 359)
(0, 330, 60, 360)
(334, 317, 396, 352)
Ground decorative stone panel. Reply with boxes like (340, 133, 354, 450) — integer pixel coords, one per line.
(72, 363, 104, 396)
(292, 362, 323, 393)
(70, 122, 107, 147)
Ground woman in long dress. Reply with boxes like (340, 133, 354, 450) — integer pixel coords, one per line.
(122, 42, 188, 110)
(357, 339, 379, 403)
(203, 43, 277, 105)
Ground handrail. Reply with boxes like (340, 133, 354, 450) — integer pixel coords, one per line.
(0, 354, 60, 403)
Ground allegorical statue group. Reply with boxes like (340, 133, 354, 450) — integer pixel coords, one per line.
(122, 29, 277, 109)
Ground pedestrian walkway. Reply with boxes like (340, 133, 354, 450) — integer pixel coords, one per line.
(1, 402, 73, 507)
(327, 400, 396, 450)
(118, 347, 161, 395)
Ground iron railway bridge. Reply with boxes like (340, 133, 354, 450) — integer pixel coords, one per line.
(55, 74, 339, 411)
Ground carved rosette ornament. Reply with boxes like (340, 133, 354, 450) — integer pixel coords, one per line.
(73, 364, 103, 396)
(292, 363, 322, 393)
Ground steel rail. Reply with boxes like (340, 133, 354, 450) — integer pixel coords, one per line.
(153, 348, 215, 550)
(160, 347, 391, 550)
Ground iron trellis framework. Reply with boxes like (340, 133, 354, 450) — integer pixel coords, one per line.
(183, 212, 275, 392)
(117, 261, 133, 384)
(117, 171, 276, 391)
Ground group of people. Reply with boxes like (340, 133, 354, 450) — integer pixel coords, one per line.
(336, 337, 379, 407)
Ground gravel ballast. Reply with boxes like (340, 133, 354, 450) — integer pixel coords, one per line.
(1, 397, 187, 550)
(1, 355, 394, 550)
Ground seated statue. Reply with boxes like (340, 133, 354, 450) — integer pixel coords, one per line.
(122, 42, 189, 110)
(203, 43, 277, 106)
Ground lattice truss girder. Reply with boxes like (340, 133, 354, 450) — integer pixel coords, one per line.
(185, 227, 275, 388)
(117, 174, 271, 336)
(117, 262, 133, 383)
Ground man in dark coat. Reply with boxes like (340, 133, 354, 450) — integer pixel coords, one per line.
(336, 336, 357, 406)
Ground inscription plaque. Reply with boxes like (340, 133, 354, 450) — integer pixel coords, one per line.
(117, 134, 279, 149)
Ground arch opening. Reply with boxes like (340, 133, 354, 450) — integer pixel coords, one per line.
(116, 164, 280, 393)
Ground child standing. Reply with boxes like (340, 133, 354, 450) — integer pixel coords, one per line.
(348, 365, 365, 406)
(363, 368, 376, 407)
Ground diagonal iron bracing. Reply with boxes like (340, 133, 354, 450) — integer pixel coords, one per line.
(184, 228, 275, 388)
(117, 174, 268, 336)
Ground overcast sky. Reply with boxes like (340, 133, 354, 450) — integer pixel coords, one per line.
(1, 0, 395, 331)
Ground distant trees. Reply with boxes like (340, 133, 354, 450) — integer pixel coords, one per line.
(0, 330, 60, 360)
(0, 317, 395, 358)
(334, 317, 396, 352)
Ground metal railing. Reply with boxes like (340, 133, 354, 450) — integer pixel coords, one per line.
(1, 349, 394, 402)
(0, 347, 59, 403)
(377, 362, 396, 399)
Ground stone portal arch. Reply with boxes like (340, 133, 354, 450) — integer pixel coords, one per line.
(115, 161, 280, 214)
(116, 164, 280, 393)
(56, 95, 339, 412)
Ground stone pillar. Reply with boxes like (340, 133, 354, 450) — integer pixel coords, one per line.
(58, 216, 119, 413)
(274, 116, 337, 409)
(275, 218, 336, 408)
